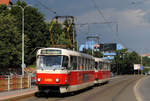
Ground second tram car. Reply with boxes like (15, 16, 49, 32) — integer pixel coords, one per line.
(36, 48, 95, 93)
(94, 57, 111, 84)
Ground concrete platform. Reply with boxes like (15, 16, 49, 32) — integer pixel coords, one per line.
(0, 87, 37, 101)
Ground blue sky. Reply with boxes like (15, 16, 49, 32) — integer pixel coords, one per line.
(18, 0, 150, 53)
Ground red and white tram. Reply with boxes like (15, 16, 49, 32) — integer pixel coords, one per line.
(94, 57, 111, 84)
(36, 48, 95, 93)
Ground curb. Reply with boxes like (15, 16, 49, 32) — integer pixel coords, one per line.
(133, 76, 147, 101)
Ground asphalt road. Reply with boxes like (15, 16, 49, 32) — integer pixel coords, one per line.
(19, 75, 143, 101)
(138, 75, 150, 101)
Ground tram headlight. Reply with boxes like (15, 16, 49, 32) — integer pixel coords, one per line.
(37, 78, 41, 82)
(56, 78, 60, 83)
(65, 79, 68, 83)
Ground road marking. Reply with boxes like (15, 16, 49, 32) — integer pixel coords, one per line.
(110, 76, 122, 80)
(134, 76, 146, 101)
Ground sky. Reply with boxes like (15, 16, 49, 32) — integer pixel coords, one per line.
(16, 0, 150, 54)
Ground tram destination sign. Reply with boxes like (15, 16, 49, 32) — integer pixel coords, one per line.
(41, 50, 61, 55)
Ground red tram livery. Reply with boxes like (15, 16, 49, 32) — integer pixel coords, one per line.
(36, 48, 111, 93)
(94, 57, 111, 84)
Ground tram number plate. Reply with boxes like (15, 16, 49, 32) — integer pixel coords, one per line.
(45, 78, 52, 82)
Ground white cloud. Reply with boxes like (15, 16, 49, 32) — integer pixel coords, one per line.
(77, 8, 150, 28)
(76, 8, 150, 36)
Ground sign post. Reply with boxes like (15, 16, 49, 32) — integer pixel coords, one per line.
(134, 64, 141, 75)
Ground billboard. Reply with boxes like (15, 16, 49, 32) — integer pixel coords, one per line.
(98, 43, 117, 51)
(134, 64, 141, 70)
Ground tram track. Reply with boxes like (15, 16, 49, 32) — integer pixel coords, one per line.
(16, 75, 143, 101)
(111, 76, 140, 101)
(78, 75, 140, 101)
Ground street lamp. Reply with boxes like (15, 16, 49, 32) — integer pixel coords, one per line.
(11, 5, 32, 75)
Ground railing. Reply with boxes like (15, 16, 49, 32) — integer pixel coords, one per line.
(0, 75, 32, 92)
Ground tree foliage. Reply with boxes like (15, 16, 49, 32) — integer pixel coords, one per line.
(10, 1, 50, 65)
(0, 1, 50, 70)
(0, 8, 21, 69)
(50, 18, 77, 49)
(0, 0, 78, 71)
(143, 57, 150, 66)
(81, 48, 103, 58)
(112, 49, 141, 74)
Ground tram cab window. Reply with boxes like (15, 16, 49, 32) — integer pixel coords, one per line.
(62, 56, 69, 69)
(37, 55, 62, 70)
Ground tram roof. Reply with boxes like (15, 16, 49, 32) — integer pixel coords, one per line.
(94, 57, 105, 62)
(37, 47, 93, 59)
(94, 57, 111, 63)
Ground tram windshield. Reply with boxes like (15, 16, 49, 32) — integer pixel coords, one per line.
(37, 55, 69, 70)
(37, 55, 62, 70)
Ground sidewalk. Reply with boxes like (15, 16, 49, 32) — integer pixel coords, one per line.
(0, 86, 38, 101)
(138, 76, 150, 101)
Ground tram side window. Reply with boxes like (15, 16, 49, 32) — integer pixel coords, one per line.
(88, 59, 90, 70)
(102, 63, 105, 70)
(89, 59, 92, 70)
(82, 57, 85, 70)
(78, 57, 81, 70)
(107, 64, 110, 71)
(70, 56, 77, 70)
(99, 62, 103, 70)
(104, 63, 107, 70)
(80, 57, 83, 70)
(78, 57, 85, 70)
(62, 56, 69, 68)
(95, 62, 98, 70)
(85, 58, 88, 70)
(92, 60, 95, 70)
(107, 63, 109, 70)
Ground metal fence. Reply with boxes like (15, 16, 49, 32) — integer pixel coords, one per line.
(0, 75, 32, 92)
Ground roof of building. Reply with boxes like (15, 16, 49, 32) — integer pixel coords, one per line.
(0, 0, 10, 6)
(142, 53, 150, 57)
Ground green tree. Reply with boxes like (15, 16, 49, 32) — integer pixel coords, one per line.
(93, 51, 103, 58)
(50, 18, 77, 49)
(63, 19, 77, 49)
(10, 1, 50, 65)
(0, 4, 9, 15)
(0, 13, 21, 70)
(112, 49, 141, 74)
(143, 57, 150, 66)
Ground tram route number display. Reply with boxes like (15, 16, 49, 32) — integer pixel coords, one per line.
(41, 50, 61, 55)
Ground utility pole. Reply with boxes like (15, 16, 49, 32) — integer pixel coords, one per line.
(11, 5, 32, 75)
(141, 53, 143, 75)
